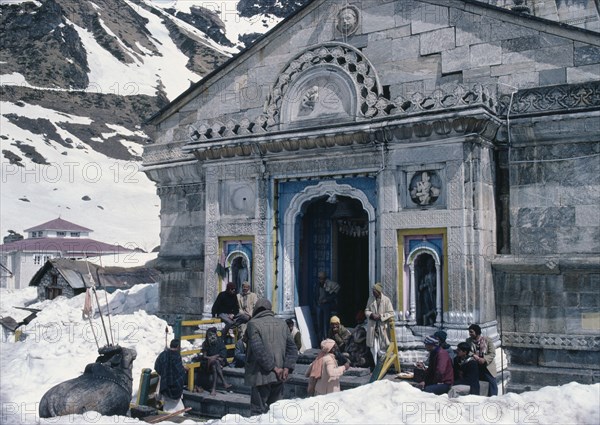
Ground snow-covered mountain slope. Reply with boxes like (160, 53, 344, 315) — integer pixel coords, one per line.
(0, 0, 307, 250)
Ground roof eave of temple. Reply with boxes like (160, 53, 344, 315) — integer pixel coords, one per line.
(182, 106, 502, 161)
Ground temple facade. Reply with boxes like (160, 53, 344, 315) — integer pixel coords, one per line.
(143, 0, 600, 391)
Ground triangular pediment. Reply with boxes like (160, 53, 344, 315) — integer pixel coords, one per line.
(143, 0, 600, 163)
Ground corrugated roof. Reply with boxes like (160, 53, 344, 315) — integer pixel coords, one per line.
(24, 218, 93, 233)
(0, 238, 133, 254)
(29, 258, 158, 290)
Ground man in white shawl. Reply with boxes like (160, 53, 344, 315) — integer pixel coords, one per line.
(365, 282, 395, 365)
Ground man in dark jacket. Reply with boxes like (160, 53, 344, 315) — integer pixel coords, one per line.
(154, 339, 188, 401)
(416, 335, 454, 395)
(211, 282, 240, 336)
(244, 298, 298, 415)
(450, 342, 480, 396)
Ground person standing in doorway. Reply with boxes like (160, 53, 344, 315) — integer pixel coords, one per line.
(365, 282, 394, 365)
(286, 318, 305, 354)
(466, 324, 498, 396)
(314, 271, 340, 341)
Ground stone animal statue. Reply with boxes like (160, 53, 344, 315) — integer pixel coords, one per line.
(39, 345, 137, 418)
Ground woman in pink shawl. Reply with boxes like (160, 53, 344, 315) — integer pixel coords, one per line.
(305, 339, 350, 396)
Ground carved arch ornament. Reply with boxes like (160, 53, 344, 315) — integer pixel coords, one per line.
(266, 43, 390, 128)
(281, 181, 376, 314)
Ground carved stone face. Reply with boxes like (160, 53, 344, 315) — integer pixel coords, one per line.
(337, 7, 358, 34)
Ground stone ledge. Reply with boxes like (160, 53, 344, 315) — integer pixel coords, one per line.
(492, 255, 600, 273)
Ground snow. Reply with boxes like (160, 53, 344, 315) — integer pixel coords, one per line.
(1, 285, 599, 425)
(149, 0, 283, 51)
(0, 100, 161, 251)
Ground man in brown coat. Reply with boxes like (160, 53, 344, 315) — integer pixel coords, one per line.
(244, 298, 298, 415)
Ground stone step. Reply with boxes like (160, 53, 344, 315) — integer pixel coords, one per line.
(183, 389, 251, 418)
(184, 364, 374, 418)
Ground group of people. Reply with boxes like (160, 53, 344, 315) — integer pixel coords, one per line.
(155, 288, 299, 415)
(315, 272, 395, 366)
(302, 275, 397, 397)
(153, 276, 499, 414)
(414, 324, 498, 397)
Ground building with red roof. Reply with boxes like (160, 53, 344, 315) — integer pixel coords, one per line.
(0, 218, 133, 290)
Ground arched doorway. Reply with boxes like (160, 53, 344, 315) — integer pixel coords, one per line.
(281, 180, 376, 324)
(297, 195, 369, 328)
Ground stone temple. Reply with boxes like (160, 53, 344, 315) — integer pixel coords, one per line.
(143, 0, 600, 392)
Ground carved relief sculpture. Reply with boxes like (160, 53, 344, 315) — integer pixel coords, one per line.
(409, 171, 441, 206)
(300, 85, 319, 114)
(336, 6, 359, 36)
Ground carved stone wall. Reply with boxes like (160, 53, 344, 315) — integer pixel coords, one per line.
(493, 262, 600, 390)
(202, 160, 270, 316)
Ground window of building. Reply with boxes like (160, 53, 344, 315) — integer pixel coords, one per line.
(56, 232, 66, 237)
(70, 232, 80, 237)
(34, 255, 41, 265)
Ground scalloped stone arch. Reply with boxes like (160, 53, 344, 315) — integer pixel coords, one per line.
(280, 181, 376, 315)
(266, 43, 384, 129)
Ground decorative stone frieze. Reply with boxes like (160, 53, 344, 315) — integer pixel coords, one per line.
(143, 141, 195, 166)
(498, 81, 600, 116)
(181, 115, 501, 162)
(157, 183, 204, 197)
(503, 331, 600, 350)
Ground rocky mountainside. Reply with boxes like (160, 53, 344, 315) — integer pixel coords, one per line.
(0, 0, 308, 249)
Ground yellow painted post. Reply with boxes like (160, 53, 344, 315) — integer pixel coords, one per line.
(377, 318, 401, 380)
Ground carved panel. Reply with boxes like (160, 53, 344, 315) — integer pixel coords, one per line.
(408, 170, 443, 207)
(382, 210, 463, 229)
(220, 181, 256, 217)
(498, 81, 600, 116)
(398, 164, 447, 210)
(503, 332, 600, 350)
(204, 221, 268, 312)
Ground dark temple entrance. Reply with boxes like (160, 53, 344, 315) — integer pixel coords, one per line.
(298, 195, 369, 330)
